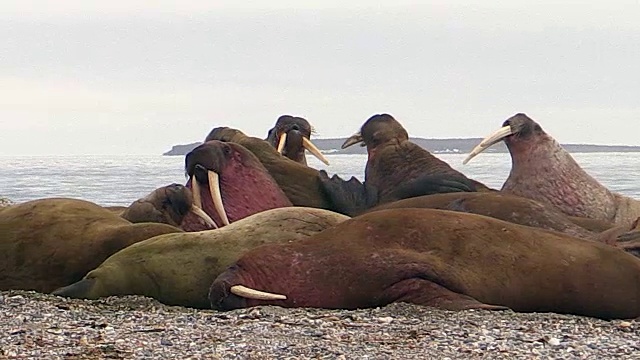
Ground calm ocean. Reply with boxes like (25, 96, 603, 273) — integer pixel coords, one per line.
(1, 153, 639, 206)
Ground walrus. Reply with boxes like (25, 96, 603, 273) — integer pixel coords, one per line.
(184, 140, 293, 227)
(0, 198, 182, 293)
(52, 207, 349, 308)
(464, 113, 640, 226)
(205, 127, 334, 209)
(368, 192, 640, 251)
(209, 208, 640, 319)
(120, 183, 216, 231)
(266, 115, 329, 166)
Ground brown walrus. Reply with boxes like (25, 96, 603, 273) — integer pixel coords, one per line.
(464, 113, 640, 226)
(368, 192, 640, 252)
(184, 140, 293, 227)
(209, 208, 640, 319)
(265, 115, 329, 166)
(205, 127, 334, 209)
(205, 126, 474, 215)
(120, 183, 216, 231)
(53, 207, 349, 308)
(0, 198, 182, 293)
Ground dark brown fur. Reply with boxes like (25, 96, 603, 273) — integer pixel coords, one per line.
(266, 115, 314, 164)
(209, 208, 640, 319)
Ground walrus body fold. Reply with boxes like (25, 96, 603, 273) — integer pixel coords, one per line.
(0, 198, 182, 293)
(53, 207, 349, 308)
(210, 208, 640, 319)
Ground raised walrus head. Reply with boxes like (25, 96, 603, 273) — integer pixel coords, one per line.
(120, 183, 216, 232)
(265, 115, 329, 166)
(184, 140, 292, 228)
(340, 114, 492, 203)
(462, 113, 640, 226)
(209, 208, 640, 319)
(205, 127, 334, 209)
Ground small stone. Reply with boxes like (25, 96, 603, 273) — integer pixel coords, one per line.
(378, 317, 394, 324)
(618, 321, 632, 328)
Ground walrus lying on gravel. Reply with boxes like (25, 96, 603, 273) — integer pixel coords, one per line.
(265, 115, 330, 166)
(53, 207, 349, 308)
(184, 140, 293, 227)
(121, 183, 216, 231)
(368, 192, 640, 251)
(0, 198, 182, 293)
(209, 208, 640, 319)
(464, 113, 640, 227)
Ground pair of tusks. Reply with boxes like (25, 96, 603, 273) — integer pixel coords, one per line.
(190, 170, 230, 227)
(462, 125, 513, 165)
(277, 133, 330, 166)
(230, 285, 287, 300)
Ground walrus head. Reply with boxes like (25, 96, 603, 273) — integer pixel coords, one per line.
(185, 140, 292, 227)
(265, 115, 329, 166)
(121, 184, 217, 231)
(463, 113, 548, 164)
(342, 114, 409, 157)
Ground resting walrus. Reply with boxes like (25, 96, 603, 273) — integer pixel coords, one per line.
(121, 183, 216, 231)
(53, 207, 349, 308)
(265, 115, 329, 166)
(209, 208, 640, 319)
(464, 113, 640, 227)
(184, 140, 293, 227)
(0, 198, 182, 293)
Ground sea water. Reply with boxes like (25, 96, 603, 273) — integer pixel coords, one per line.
(1, 153, 639, 206)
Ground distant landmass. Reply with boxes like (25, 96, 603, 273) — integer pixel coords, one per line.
(163, 138, 640, 156)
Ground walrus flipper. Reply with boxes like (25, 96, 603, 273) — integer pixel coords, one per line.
(318, 170, 377, 216)
(389, 174, 477, 202)
(52, 278, 98, 299)
(385, 278, 510, 311)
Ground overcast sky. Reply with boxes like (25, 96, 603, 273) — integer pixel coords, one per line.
(1, 1, 639, 155)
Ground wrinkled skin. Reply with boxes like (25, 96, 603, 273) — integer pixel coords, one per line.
(0, 198, 182, 293)
(266, 115, 314, 165)
(210, 208, 640, 320)
(184, 140, 292, 227)
(53, 207, 349, 308)
(121, 184, 215, 232)
(467, 113, 640, 227)
(369, 192, 640, 254)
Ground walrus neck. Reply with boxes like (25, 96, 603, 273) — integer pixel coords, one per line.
(503, 136, 617, 221)
(219, 165, 293, 222)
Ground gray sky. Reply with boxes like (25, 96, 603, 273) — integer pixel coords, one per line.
(2, 1, 639, 155)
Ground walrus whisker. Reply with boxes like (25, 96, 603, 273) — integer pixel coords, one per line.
(302, 137, 330, 166)
(277, 133, 287, 154)
(230, 285, 287, 300)
(463, 125, 513, 164)
(341, 132, 363, 149)
(189, 205, 218, 229)
(208, 170, 230, 226)
(190, 176, 203, 209)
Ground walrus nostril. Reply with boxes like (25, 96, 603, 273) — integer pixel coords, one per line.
(291, 124, 300, 131)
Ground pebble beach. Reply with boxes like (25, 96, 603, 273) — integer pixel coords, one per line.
(1, 291, 638, 359)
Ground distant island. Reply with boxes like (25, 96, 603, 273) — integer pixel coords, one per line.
(163, 138, 640, 156)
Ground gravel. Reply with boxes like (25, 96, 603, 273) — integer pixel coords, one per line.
(1, 291, 638, 359)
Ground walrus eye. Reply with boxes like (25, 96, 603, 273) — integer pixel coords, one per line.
(534, 124, 542, 132)
(223, 145, 232, 155)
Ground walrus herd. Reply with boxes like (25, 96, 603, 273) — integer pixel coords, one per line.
(2, 113, 640, 320)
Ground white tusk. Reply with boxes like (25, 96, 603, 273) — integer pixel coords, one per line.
(230, 285, 287, 300)
(276, 133, 287, 154)
(189, 205, 218, 229)
(462, 125, 513, 165)
(208, 170, 230, 226)
(190, 176, 202, 209)
(341, 132, 363, 149)
(302, 137, 330, 166)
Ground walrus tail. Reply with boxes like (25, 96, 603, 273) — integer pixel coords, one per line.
(51, 278, 97, 299)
